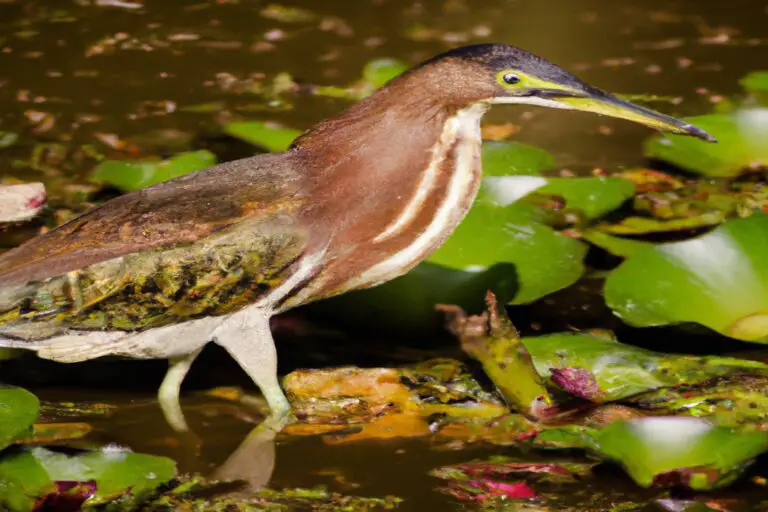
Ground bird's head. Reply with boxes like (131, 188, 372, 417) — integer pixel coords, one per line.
(407, 43, 715, 141)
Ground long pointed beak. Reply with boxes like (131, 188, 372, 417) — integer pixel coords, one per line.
(553, 90, 716, 142)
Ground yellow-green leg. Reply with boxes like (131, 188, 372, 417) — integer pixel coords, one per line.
(213, 307, 294, 433)
(158, 347, 203, 432)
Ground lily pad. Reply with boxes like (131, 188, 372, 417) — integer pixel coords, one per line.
(604, 214, 768, 342)
(593, 417, 768, 489)
(480, 140, 555, 178)
(223, 121, 301, 152)
(480, 142, 635, 220)
(644, 109, 768, 177)
(0, 445, 176, 511)
(0, 386, 40, 451)
(90, 150, 216, 192)
(534, 177, 636, 220)
(523, 332, 768, 402)
(740, 71, 768, 94)
(314, 58, 408, 100)
(360, 58, 409, 90)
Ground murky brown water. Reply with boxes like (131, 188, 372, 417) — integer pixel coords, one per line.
(2, 0, 768, 509)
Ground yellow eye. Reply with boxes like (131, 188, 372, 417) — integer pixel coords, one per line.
(502, 72, 521, 85)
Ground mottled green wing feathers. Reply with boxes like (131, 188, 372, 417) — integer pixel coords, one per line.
(0, 154, 309, 338)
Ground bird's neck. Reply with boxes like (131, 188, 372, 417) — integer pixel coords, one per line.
(286, 92, 490, 301)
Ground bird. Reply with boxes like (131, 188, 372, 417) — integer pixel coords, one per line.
(0, 43, 713, 433)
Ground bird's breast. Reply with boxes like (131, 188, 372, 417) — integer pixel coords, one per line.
(283, 102, 488, 309)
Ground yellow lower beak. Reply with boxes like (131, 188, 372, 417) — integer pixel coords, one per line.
(559, 93, 716, 142)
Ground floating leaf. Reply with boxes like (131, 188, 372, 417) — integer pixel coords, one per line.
(605, 214, 768, 342)
(523, 332, 768, 402)
(259, 4, 317, 23)
(644, 109, 768, 177)
(0, 386, 40, 451)
(0, 132, 18, 149)
(0, 445, 176, 511)
(224, 121, 301, 152)
(740, 71, 768, 94)
(90, 150, 216, 192)
(361, 58, 408, 89)
(629, 373, 768, 428)
(535, 177, 635, 220)
(593, 417, 768, 489)
(314, 58, 408, 100)
(480, 142, 634, 220)
(580, 229, 651, 257)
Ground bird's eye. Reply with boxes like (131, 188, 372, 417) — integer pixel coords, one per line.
(502, 72, 521, 85)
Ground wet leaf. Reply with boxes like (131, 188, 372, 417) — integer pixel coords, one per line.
(360, 58, 408, 90)
(523, 332, 767, 402)
(593, 417, 768, 489)
(90, 150, 216, 192)
(740, 71, 768, 93)
(0, 445, 176, 511)
(644, 109, 768, 177)
(628, 373, 768, 428)
(480, 143, 634, 220)
(284, 358, 507, 426)
(580, 229, 651, 257)
(314, 58, 408, 100)
(605, 214, 768, 342)
(438, 479, 536, 502)
(259, 4, 317, 23)
(0, 386, 40, 451)
(0, 132, 18, 149)
(534, 177, 636, 220)
(224, 121, 301, 152)
(596, 212, 726, 235)
(431, 457, 596, 485)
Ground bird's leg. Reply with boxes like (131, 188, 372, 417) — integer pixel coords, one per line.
(213, 307, 293, 433)
(159, 347, 203, 432)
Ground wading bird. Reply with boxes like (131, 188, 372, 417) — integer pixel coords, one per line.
(0, 44, 713, 433)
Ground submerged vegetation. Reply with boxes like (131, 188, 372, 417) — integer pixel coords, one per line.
(2, 0, 768, 510)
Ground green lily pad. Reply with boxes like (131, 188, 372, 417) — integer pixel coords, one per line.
(0, 445, 176, 511)
(0, 386, 39, 451)
(594, 417, 768, 489)
(644, 109, 768, 177)
(361, 58, 408, 90)
(740, 71, 768, 94)
(480, 141, 555, 178)
(314, 58, 408, 100)
(605, 214, 768, 342)
(90, 150, 216, 192)
(523, 332, 768, 402)
(535, 177, 636, 220)
(480, 142, 635, 220)
(224, 121, 301, 153)
(629, 373, 768, 428)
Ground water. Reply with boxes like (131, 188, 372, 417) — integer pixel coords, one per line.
(1, 0, 767, 509)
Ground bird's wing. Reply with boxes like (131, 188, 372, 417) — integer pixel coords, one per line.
(0, 153, 306, 287)
(0, 153, 310, 336)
